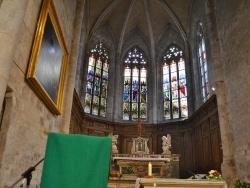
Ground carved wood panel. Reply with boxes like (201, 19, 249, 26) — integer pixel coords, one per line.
(202, 134, 212, 170)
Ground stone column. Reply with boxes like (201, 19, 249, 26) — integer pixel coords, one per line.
(60, 0, 86, 133)
(0, 0, 29, 108)
(205, 1, 235, 186)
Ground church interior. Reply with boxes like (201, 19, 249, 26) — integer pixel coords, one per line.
(0, 0, 250, 187)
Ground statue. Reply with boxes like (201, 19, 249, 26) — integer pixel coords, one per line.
(162, 134, 171, 155)
(109, 133, 119, 154)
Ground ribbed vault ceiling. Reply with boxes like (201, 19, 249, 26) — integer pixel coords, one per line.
(88, 0, 191, 46)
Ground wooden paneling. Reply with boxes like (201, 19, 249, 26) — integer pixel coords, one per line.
(202, 134, 212, 169)
(189, 95, 222, 174)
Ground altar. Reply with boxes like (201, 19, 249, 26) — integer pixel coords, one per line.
(137, 178, 227, 188)
(109, 119, 179, 181)
(110, 154, 180, 180)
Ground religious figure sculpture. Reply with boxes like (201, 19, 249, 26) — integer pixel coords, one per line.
(109, 133, 119, 154)
(162, 134, 171, 155)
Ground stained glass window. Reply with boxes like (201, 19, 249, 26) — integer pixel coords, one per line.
(197, 22, 209, 102)
(84, 43, 109, 117)
(123, 47, 147, 121)
(163, 45, 188, 120)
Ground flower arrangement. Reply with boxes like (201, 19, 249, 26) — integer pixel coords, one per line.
(235, 179, 250, 188)
(206, 170, 223, 181)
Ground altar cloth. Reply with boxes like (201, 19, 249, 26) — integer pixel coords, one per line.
(40, 132, 112, 188)
(113, 156, 171, 162)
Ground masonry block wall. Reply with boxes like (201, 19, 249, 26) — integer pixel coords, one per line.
(215, 1, 250, 181)
(0, 0, 79, 187)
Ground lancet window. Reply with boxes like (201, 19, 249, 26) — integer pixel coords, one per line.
(123, 47, 147, 121)
(163, 45, 188, 119)
(197, 22, 209, 102)
(84, 43, 109, 117)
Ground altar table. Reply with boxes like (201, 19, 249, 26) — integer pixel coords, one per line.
(137, 178, 227, 188)
(110, 154, 180, 180)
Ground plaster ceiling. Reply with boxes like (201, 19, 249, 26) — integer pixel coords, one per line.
(87, 0, 191, 45)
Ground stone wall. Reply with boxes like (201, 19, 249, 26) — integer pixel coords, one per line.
(189, 0, 250, 186)
(0, 0, 80, 187)
(215, 0, 250, 182)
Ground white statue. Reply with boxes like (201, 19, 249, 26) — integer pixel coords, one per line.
(162, 134, 171, 155)
(109, 133, 119, 154)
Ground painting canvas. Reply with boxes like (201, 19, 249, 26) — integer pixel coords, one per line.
(26, 0, 69, 115)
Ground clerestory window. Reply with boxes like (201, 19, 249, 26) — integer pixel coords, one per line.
(197, 22, 209, 102)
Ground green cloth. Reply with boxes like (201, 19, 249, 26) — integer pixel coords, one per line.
(40, 132, 112, 188)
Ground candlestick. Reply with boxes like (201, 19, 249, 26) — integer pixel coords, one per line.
(148, 162, 152, 176)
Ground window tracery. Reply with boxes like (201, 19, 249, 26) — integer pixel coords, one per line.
(123, 47, 147, 121)
(163, 45, 188, 119)
(84, 43, 109, 117)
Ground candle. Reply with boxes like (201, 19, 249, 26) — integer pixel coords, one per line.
(148, 162, 152, 176)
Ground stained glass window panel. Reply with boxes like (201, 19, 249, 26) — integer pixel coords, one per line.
(123, 47, 147, 121)
(132, 72, 139, 102)
(84, 43, 109, 117)
(132, 103, 138, 120)
(123, 102, 129, 120)
(140, 103, 147, 119)
(181, 98, 188, 117)
(172, 99, 179, 119)
(123, 67, 131, 119)
(163, 45, 188, 120)
(170, 61, 177, 72)
(179, 60, 185, 70)
(197, 22, 209, 101)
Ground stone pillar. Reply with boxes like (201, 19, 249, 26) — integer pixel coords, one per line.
(60, 0, 85, 133)
(204, 1, 235, 186)
(215, 81, 236, 186)
(0, 0, 29, 109)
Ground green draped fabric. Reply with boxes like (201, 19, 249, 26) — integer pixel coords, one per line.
(40, 132, 112, 188)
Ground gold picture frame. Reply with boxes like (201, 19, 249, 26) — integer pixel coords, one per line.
(26, 0, 69, 115)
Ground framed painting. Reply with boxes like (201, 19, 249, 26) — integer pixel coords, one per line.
(26, 0, 69, 115)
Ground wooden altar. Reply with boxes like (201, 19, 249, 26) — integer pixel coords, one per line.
(110, 154, 180, 180)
